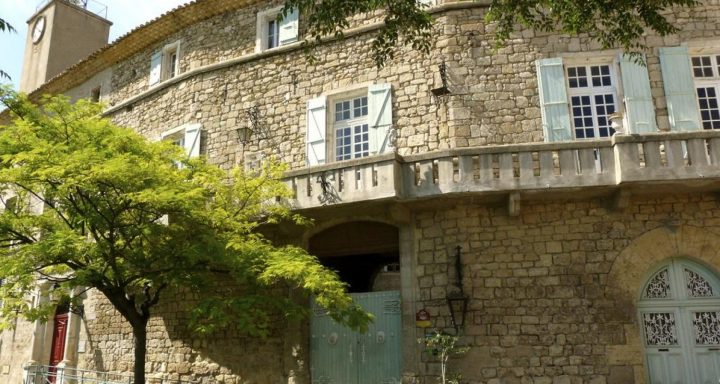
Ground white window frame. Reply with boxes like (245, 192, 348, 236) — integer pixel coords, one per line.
(160, 123, 202, 165)
(255, 6, 298, 53)
(331, 92, 370, 161)
(162, 42, 180, 81)
(564, 59, 620, 139)
(689, 48, 720, 130)
(149, 41, 181, 87)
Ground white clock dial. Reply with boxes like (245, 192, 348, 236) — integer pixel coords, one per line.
(32, 17, 46, 44)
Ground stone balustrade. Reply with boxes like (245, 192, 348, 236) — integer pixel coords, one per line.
(284, 131, 720, 210)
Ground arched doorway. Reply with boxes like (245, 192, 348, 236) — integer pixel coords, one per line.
(639, 259, 720, 383)
(308, 221, 401, 384)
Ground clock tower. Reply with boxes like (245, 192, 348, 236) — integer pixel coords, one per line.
(19, 0, 112, 93)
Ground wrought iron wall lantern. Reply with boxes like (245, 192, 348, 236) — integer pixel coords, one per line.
(235, 106, 270, 144)
(446, 290, 468, 331)
(431, 61, 452, 97)
(236, 126, 253, 144)
(446, 245, 468, 332)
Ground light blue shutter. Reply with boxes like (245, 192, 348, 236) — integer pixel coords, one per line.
(149, 51, 162, 86)
(183, 124, 201, 158)
(306, 96, 327, 166)
(659, 46, 702, 131)
(278, 8, 299, 45)
(619, 54, 657, 133)
(536, 58, 572, 142)
(368, 84, 393, 154)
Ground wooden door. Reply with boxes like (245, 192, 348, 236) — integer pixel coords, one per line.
(48, 312, 68, 383)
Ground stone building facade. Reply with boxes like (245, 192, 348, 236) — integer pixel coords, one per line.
(5, 0, 720, 383)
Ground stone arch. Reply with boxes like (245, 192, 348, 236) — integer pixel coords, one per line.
(607, 225, 720, 300)
(301, 215, 401, 249)
(604, 225, 720, 383)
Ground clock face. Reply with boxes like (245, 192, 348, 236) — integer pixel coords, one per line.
(32, 16, 46, 44)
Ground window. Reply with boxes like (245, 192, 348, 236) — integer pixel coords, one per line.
(536, 56, 656, 142)
(256, 7, 298, 53)
(690, 54, 720, 129)
(90, 86, 100, 102)
(306, 84, 393, 166)
(566, 64, 617, 139)
(334, 96, 369, 161)
(160, 123, 202, 162)
(149, 41, 181, 86)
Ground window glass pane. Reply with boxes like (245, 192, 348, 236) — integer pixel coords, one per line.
(336, 126, 352, 161)
(590, 65, 611, 87)
(267, 20, 277, 49)
(335, 101, 351, 121)
(353, 124, 369, 158)
(353, 97, 368, 117)
(697, 86, 720, 130)
(692, 55, 714, 78)
(567, 66, 588, 88)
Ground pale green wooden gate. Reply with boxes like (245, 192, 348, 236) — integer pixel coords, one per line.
(311, 291, 402, 384)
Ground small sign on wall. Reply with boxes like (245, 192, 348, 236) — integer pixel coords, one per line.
(2, 365, 10, 374)
(415, 308, 431, 328)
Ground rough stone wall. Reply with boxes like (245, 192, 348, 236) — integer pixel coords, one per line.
(79, 288, 291, 384)
(106, 33, 441, 170)
(0, 318, 35, 383)
(85, 2, 720, 174)
(413, 193, 720, 384)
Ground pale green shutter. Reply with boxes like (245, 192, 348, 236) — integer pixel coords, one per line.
(619, 54, 657, 133)
(278, 8, 299, 45)
(368, 84, 393, 154)
(306, 96, 327, 166)
(536, 58, 572, 142)
(659, 46, 702, 131)
(183, 124, 202, 158)
(149, 51, 162, 86)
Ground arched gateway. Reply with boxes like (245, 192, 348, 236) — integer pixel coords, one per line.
(308, 221, 402, 384)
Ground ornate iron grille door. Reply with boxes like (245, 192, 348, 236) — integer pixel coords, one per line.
(639, 260, 720, 383)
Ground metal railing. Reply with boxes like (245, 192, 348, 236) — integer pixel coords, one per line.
(23, 365, 199, 384)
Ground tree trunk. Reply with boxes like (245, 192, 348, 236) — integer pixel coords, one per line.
(132, 321, 149, 384)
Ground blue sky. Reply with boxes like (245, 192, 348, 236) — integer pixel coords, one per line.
(1, 0, 190, 90)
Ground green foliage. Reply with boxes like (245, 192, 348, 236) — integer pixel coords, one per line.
(419, 330, 470, 384)
(0, 86, 370, 335)
(282, 0, 433, 68)
(0, 17, 15, 81)
(486, 0, 699, 57)
(285, 0, 699, 67)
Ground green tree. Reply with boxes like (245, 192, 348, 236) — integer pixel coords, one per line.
(283, 0, 699, 67)
(0, 17, 16, 80)
(0, 89, 370, 384)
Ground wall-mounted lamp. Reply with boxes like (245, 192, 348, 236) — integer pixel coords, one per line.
(446, 245, 467, 332)
(446, 290, 468, 331)
(431, 61, 451, 96)
(235, 106, 277, 149)
(236, 126, 253, 144)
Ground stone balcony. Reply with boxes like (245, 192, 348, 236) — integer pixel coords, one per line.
(283, 131, 720, 211)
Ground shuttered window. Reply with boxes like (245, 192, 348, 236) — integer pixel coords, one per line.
(566, 64, 618, 139)
(256, 7, 298, 52)
(536, 56, 656, 140)
(305, 84, 393, 166)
